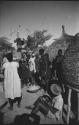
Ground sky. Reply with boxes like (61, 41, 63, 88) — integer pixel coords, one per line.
(0, 1, 79, 45)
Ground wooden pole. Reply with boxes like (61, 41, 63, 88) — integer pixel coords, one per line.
(67, 88, 72, 124)
(77, 92, 79, 121)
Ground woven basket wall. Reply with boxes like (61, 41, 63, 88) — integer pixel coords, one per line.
(62, 37, 79, 89)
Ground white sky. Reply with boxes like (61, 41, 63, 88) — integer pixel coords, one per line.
(0, 1, 79, 45)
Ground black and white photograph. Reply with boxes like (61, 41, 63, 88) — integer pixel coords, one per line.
(0, 1, 79, 124)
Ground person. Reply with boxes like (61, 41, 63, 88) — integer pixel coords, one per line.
(53, 49, 64, 91)
(34, 54, 41, 85)
(27, 84, 63, 120)
(38, 48, 46, 89)
(28, 53, 36, 85)
(29, 53, 36, 73)
(2, 52, 22, 110)
(35, 54, 40, 75)
(44, 53, 51, 91)
(18, 59, 30, 88)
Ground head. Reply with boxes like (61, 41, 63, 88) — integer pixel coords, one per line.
(6, 52, 13, 62)
(35, 53, 39, 59)
(49, 84, 62, 98)
(39, 48, 44, 56)
(58, 49, 62, 56)
(44, 53, 49, 60)
(32, 53, 35, 58)
(27, 54, 30, 60)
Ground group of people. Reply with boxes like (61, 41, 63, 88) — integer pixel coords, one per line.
(1, 48, 64, 123)
(25, 48, 64, 121)
(17, 48, 52, 90)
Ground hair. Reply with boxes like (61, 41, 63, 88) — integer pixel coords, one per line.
(39, 48, 44, 55)
(58, 49, 62, 55)
(6, 52, 13, 62)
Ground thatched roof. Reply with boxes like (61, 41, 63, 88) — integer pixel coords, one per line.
(0, 37, 12, 46)
(53, 25, 74, 45)
(0, 36, 12, 51)
(47, 25, 74, 61)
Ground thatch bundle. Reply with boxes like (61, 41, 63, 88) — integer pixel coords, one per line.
(62, 34, 79, 89)
(0, 37, 12, 51)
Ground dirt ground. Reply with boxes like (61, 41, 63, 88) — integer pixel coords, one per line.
(0, 82, 64, 124)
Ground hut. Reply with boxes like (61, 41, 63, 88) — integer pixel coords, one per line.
(47, 26, 79, 124)
(47, 25, 74, 61)
(0, 36, 13, 73)
(0, 36, 12, 52)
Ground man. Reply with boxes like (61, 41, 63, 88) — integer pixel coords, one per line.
(44, 53, 51, 91)
(38, 48, 46, 89)
(54, 49, 64, 91)
(27, 84, 63, 120)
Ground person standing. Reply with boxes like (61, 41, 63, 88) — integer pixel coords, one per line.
(34, 54, 41, 85)
(38, 48, 46, 89)
(44, 53, 51, 91)
(2, 52, 22, 110)
(28, 53, 36, 85)
(54, 49, 64, 91)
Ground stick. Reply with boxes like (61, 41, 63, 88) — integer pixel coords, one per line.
(67, 88, 72, 124)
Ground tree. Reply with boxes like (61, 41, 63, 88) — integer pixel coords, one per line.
(26, 29, 52, 51)
(14, 37, 25, 51)
(14, 38, 24, 46)
(26, 35, 35, 50)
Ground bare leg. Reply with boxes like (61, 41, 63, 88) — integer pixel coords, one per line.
(8, 98, 13, 110)
(17, 96, 22, 108)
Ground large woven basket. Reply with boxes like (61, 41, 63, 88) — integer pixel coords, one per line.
(62, 35, 79, 89)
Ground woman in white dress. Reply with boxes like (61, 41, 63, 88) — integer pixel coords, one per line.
(2, 52, 22, 110)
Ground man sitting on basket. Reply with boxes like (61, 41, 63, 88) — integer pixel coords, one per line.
(27, 84, 63, 120)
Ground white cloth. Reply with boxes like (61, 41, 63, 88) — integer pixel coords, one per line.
(2, 61, 21, 99)
(52, 94, 63, 111)
(29, 57, 36, 72)
(47, 94, 63, 120)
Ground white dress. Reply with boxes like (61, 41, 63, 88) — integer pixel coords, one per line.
(3, 61, 21, 99)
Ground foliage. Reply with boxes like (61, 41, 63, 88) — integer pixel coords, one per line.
(14, 38, 24, 45)
(26, 29, 52, 51)
(26, 35, 35, 50)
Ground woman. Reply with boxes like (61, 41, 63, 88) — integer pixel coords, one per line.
(2, 52, 22, 110)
